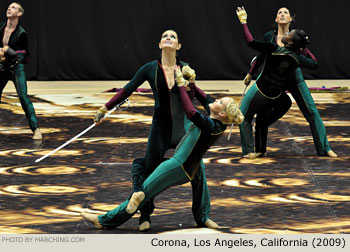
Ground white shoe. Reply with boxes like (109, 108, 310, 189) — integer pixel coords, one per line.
(32, 128, 42, 140)
(204, 219, 219, 229)
(243, 152, 256, 159)
(139, 221, 151, 232)
(80, 211, 103, 229)
(327, 150, 337, 157)
(126, 191, 145, 214)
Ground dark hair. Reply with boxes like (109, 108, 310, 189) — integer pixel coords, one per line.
(277, 7, 295, 22)
(290, 29, 310, 50)
(160, 30, 180, 43)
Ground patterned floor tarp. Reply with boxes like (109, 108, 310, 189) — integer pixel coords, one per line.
(0, 91, 349, 234)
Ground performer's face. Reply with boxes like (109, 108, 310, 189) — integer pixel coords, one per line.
(209, 97, 231, 115)
(159, 30, 181, 51)
(7, 3, 22, 18)
(275, 7, 292, 25)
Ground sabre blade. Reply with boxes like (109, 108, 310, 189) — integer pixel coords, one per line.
(35, 123, 97, 163)
(34, 99, 129, 163)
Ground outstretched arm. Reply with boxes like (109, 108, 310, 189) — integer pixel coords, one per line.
(178, 86, 214, 131)
(297, 52, 318, 70)
(188, 83, 213, 114)
(182, 65, 213, 112)
(94, 63, 149, 123)
(175, 68, 214, 131)
(236, 6, 278, 53)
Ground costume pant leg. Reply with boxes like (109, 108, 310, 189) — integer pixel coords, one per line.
(288, 68, 330, 154)
(255, 93, 291, 153)
(98, 158, 189, 228)
(0, 71, 11, 102)
(255, 108, 272, 154)
(133, 122, 168, 224)
(191, 160, 211, 226)
(239, 84, 267, 155)
(267, 93, 292, 126)
(131, 158, 145, 192)
(132, 157, 156, 224)
(12, 64, 38, 132)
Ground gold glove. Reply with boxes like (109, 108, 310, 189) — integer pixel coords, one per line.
(243, 73, 252, 86)
(236, 6, 247, 24)
(182, 65, 196, 82)
(94, 106, 108, 122)
(175, 67, 189, 87)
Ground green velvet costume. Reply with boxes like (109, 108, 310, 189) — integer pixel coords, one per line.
(249, 30, 332, 155)
(0, 22, 39, 132)
(239, 24, 318, 155)
(104, 59, 212, 226)
(98, 85, 226, 228)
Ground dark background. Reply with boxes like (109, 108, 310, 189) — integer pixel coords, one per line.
(1, 0, 348, 81)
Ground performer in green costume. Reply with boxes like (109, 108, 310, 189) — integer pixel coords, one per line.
(81, 69, 244, 229)
(236, 7, 319, 158)
(0, 2, 41, 139)
(93, 30, 217, 231)
(242, 7, 336, 158)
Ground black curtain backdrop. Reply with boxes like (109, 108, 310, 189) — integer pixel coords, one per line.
(1, 0, 349, 80)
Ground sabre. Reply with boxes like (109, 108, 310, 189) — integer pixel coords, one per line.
(227, 85, 248, 140)
(35, 99, 130, 163)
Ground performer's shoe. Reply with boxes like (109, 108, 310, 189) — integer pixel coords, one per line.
(32, 128, 42, 140)
(204, 219, 219, 229)
(80, 211, 103, 229)
(326, 150, 337, 157)
(255, 152, 267, 157)
(243, 152, 256, 159)
(139, 221, 151, 232)
(126, 191, 145, 214)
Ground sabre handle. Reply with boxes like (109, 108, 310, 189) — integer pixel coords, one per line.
(102, 98, 129, 118)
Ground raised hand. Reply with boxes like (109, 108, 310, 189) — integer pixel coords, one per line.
(236, 6, 247, 24)
(182, 65, 196, 82)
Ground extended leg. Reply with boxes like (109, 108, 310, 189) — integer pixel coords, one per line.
(0, 70, 11, 102)
(239, 84, 267, 156)
(95, 158, 189, 228)
(13, 64, 40, 134)
(255, 107, 272, 155)
(288, 68, 334, 156)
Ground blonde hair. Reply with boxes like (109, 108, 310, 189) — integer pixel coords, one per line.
(221, 98, 244, 125)
(13, 2, 24, 15)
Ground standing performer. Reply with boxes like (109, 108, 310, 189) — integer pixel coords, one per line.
(0, 2, 42, 140)
(81, 70, 244, 229)
(93, 30, 217, 231)
(243, 7, 336, 157)
(235, 7, 319, 158)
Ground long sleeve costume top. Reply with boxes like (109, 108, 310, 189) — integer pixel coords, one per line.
(105, 59, 203, 148)
(0, 22, 28, 63)
(174, 85, 226, 179)
(248, 30, 317, 80)
(241, 23, 318, 99)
